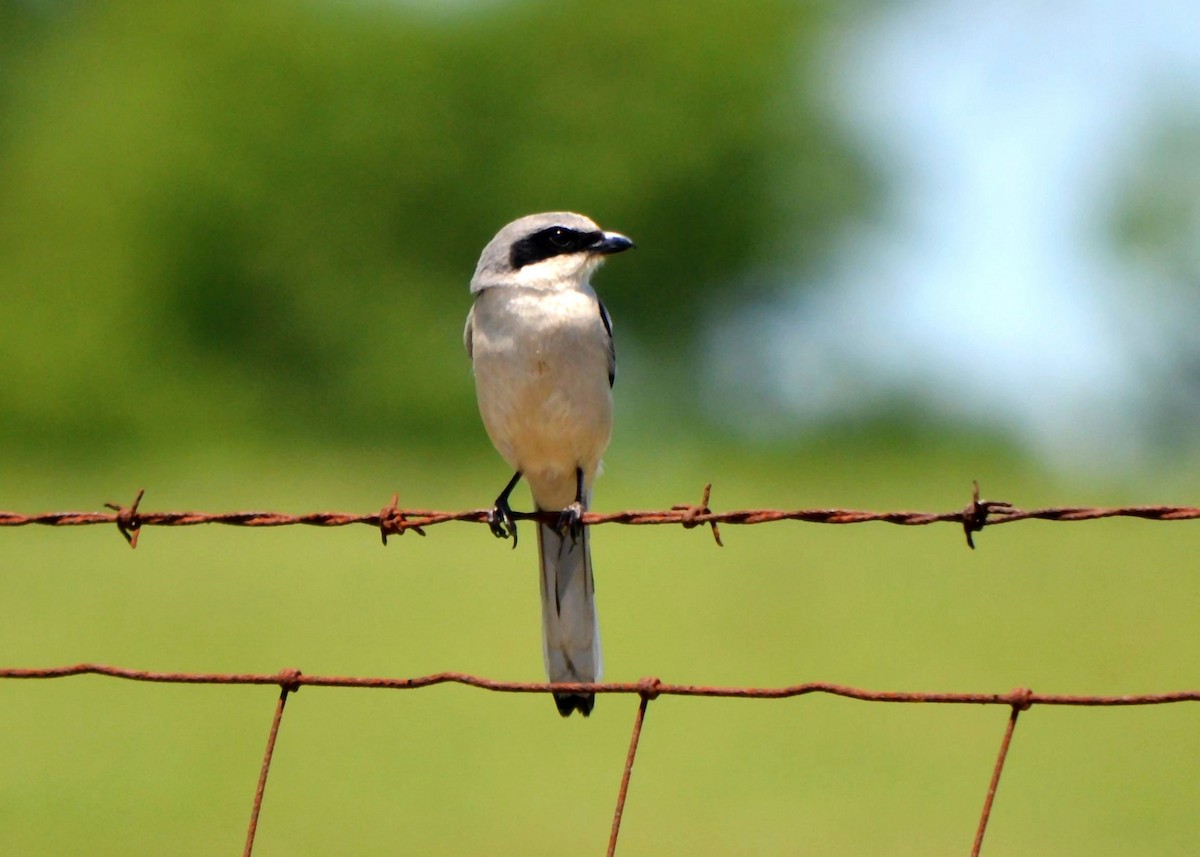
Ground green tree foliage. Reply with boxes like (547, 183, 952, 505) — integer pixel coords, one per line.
(1106, 106, 1200, 444)
(1109, 111, 1200, 290)
(0, 0, 878, 454)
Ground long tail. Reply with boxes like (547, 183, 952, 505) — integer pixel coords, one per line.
(537, 510, 602, 717)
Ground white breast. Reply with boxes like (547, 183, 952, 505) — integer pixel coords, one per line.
(469, 285, 613, 509)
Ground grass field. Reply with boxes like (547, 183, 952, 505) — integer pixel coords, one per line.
(2, 440, 1198, 855)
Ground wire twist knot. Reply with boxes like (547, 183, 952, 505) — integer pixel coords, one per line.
(277, 668, 303, 695)
(638, 676, 663, 701)
(1008, 686, 1034, 711)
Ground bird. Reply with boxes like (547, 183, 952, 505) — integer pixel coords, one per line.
(464, 212, 634, 716)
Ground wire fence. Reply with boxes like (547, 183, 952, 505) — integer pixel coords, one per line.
(4, 482, 1199, 855)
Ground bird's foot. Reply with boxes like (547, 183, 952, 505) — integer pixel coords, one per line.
(488, 499, 519, 548)
(556, 501, 585, 543)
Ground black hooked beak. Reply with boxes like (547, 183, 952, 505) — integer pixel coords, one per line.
(591, 231, 635, 255)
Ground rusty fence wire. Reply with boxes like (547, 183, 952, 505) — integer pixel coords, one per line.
(3, 482, 1200, 855)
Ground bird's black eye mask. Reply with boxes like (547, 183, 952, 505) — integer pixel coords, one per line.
(510, 226, 603, 270)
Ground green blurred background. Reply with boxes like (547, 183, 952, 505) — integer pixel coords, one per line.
(2, 1, 1199, 854)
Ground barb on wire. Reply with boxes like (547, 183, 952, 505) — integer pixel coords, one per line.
(2, 483, 1199, 550)
(378, 493, 428, 544)
(104, 488, 145, 548)
(962, 481, 1013, 549)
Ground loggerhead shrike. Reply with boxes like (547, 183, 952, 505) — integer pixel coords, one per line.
(464, 212, 634, 717)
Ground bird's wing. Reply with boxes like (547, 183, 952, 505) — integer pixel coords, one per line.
(463, 303, 475, 359)
(598, 299, 615, 388)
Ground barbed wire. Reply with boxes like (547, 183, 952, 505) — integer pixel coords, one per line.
(3, 482, 1199, 549)
(3, 663, 1198, 855)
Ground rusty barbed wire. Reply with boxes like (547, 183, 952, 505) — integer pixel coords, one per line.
(3, 482, 1199, 550)
(3, 663, 1198, 855)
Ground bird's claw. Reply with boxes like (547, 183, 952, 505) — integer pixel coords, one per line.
(488, 502, 519, 548)
(557, 501, 585, 543)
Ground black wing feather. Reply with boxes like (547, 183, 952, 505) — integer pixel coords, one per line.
(598, 300, 616, 387)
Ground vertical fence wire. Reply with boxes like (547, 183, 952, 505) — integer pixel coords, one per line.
(607, 687, 656, 856)
(971, 693, 1030, 856)
(243, 671, 300, 857)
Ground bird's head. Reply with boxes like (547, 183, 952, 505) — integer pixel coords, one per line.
(470, 212, 634, 293)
